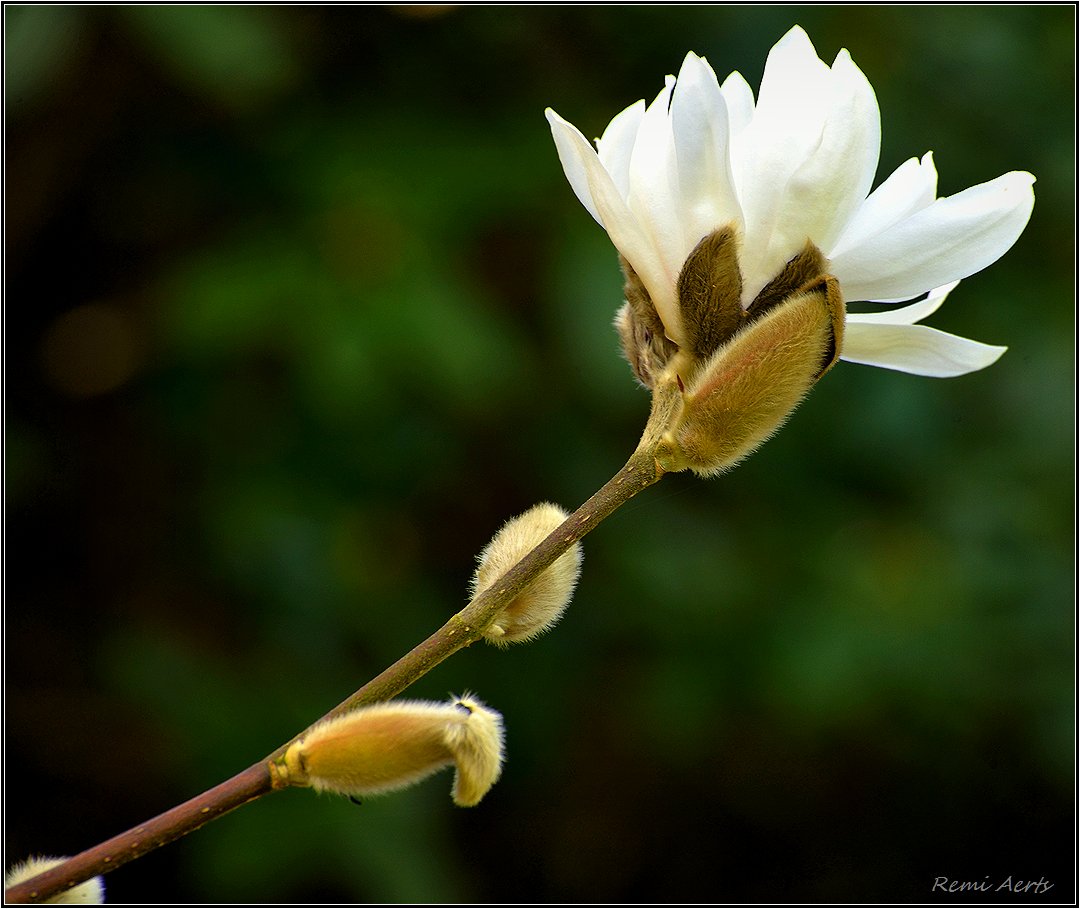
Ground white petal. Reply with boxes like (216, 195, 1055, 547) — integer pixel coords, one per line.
(627, 75, 686, 333)
(831, 171, 1035, 303)
(844, 280, 960, 325)
(547, 107, 641, 242)
(840, 321, 1007, 377)
(737, 26, 833, 303)
(547, 108, 671, 327)
(767, 48, 881, 267)
(670, 52, 740, 246)
(596, 99, 646, 200)
(719, 70, 755, 138)
(547, 107, 605, 224)
(753, 25, 831, 132)
(830, 151, 938, 257)
(718, 70, 755, 233)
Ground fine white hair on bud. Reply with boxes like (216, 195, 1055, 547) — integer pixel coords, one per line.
(471, 503, 583, 646)
(657, 266, 845, 478)
(271, 694, 505, 807)
(5, 856, 104, 904)
(441, 694, 506, 807)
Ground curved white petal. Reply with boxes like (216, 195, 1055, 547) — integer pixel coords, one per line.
(845, 281, 960, 325)
(718, 70, 755, 233)
(753, 25, 831, 131)
(769, 48, 881, 268)
(670, 52, 740, 246)
(830, 151, 938, 257)
(720, 70, 755, 138)
(831, 170, 1035, 303)
(840, 321, 1007, 377)
(547, 108, 673, 331)
(596, 99, 645, 200)
(547, 107, 604, 224)
(737, 26, 833, 303)
(626, 76, 686, 332)
(547, 107, 641, 244)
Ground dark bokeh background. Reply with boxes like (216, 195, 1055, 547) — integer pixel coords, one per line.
(5, 5, 1074, 904)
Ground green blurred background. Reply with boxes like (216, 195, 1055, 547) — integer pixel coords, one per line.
(5, 5, 1073, 903)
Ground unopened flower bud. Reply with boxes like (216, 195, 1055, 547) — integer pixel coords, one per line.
(471, 503, 582, 645)
(271, 695, 504, 807)
(657, 274, 845, 477)
(5, 856, 104, 904)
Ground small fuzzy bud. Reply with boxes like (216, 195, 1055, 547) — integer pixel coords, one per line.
(271, 695, 504, 807)
(5, 856, 104, 904)
(657, 275, 845, 477)
(471, 503, 583, 645)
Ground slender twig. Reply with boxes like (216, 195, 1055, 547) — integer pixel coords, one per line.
(5, 381, 682, 904)
(3, 765, 272, 904)
(280, 440, 668, 737)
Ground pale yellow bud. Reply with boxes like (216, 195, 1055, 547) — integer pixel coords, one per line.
(657, 274, 845, 477)
(271, 694, 504, 807)
(5, 856, 104, 904)
(471, 503, 583, 645)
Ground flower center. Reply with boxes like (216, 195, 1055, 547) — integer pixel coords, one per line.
(616, 226, 842, 389)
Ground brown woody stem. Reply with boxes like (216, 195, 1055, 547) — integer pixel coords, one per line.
(3, 764, 271, 903)
(5, 382, 681, 904)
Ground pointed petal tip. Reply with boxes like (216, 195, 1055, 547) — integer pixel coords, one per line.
(780, 24, 812, 44)
(940, 341, 1009, 377)
(840, 323, 1008, 377)
(677, 50, 720, 87)
(764, 24, 819, 70)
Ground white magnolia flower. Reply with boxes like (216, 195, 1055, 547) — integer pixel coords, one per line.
(546, 25, 1034, 378)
